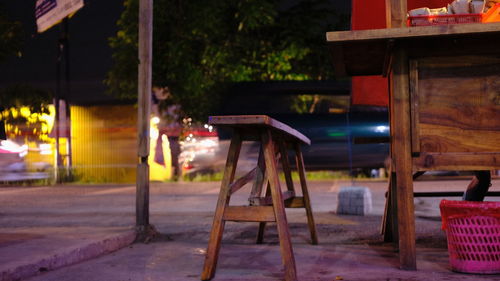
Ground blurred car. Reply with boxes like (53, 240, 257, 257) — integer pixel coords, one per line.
(179, 107, 390, 177)
(273, 109, 389, 173)
(0, 139, 52, 182)
(0, 139, 28, 173)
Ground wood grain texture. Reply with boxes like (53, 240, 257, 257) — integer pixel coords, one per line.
(262, 129, 297, 281)
(409, 60, 420, 154)
(326, 24, 500, 76)
(250, 148, 266, 204)
(295, 143, 319, 245)
(229, 167, 257, 195)
(391, 48, 416, 270)
(326, 22, 500, 43)
(386, 0, 407, 28)
(416, 56, 500, 153)
(414, 152, 500, 170)
(203, 116, 318, 280)
(223, 206, 276, 222)
(284, 197, 305, 208)
(279, 141, 295, 193)
(136, 162, 149, 227)
(256, 182, 272, 244)
(137, 0, 153, 157)
(209, 115, 311, 145)
(201, 133, 242, 281)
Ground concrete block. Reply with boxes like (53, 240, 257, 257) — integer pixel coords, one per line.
(336, 186, 372, 215)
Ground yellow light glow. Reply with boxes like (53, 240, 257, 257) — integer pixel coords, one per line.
(151, 116, 160, 125)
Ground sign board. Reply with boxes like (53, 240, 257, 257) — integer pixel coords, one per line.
(36, 0, 84, 33)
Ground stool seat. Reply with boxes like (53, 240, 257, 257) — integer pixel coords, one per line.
(201, 115, 318, 281)
(208, 115, 311, 145)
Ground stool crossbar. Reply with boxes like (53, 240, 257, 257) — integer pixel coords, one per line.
(201, 115, 318, 281)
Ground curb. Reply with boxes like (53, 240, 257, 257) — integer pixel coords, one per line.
(0, 230, 136, 281)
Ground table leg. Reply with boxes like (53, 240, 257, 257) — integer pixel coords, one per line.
(391, 47, 416, 270)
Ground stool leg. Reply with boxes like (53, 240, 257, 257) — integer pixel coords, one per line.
(201, 134, 242, 280)
(294, 143, 318, 245)
(279, 141, 295, 194)
(256, 182, 271, 244)
(262, 130, 297, 281)
(251, 148, 268, 244)
(250, 147, 266, 202)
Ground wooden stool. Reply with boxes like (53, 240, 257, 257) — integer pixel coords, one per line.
(201, 115, 318, 281)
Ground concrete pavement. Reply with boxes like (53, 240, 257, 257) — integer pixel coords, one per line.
(0, 179, 498, 280)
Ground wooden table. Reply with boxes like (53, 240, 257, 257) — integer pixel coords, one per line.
(327, 21, 500, 270)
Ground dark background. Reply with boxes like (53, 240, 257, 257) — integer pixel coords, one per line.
(0, 0, 351, 106)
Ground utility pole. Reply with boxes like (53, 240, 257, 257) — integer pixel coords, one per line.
(55, 18, 73, 183)
(136, 0, 154, 238)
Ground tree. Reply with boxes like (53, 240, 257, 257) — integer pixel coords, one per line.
(106, 0, 349, 121)
(0, 4, 52, 142)
(0, 3, 23, 63)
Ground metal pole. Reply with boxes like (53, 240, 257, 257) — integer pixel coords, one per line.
(63, 18, 73, 172)
(136, 0, 153, 230)
(54, 23, 64, 183)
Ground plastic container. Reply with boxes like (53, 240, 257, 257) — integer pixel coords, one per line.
(440, 200, 500, 274)
(408, 13, 482, 26)
(407, 3, 500, 26)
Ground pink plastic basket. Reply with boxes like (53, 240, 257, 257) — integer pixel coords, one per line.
(440, 200, 500, 274)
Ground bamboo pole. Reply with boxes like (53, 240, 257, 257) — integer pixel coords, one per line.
(136, 0, 153, 230)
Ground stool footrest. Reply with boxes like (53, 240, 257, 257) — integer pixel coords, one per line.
(223, 206, 276, 222)
(285, 197, 305, 208)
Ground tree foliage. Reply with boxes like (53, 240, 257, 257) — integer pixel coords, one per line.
(106, 0, 348, 120)
(0, 3, 23, 63)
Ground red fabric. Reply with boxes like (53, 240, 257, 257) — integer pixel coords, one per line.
(351, 0, 451, 106)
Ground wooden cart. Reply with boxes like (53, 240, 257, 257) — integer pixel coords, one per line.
(326, 0, 500, 270)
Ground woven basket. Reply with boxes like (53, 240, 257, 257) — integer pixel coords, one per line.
(440, 200, 500, 274)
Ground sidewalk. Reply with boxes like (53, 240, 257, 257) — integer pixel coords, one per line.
(0, 179, 498, 281)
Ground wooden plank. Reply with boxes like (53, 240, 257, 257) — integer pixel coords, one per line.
(257, 182, 272, 244)
(285, 197, 305, 208)
(326, 22, 500, 43)
(329, 34, 500, 76)
(250, 190, 296, 206)
(136, 0, 152, 231)
(279, 141, 295, 193)
(136, 162, 149, 227)
(386, 0, 407, 28)
(391, 47, 416, 270)
(262, 129, 297, 281)
(250, 148, 266, 203)
(223, 206, 276, 222)
(137, 0, 153, 157)
(209, 115, 311, 145)
(295, 143, 318, 245)
(201, 133, 242, 281)
(415, 56, 500, 153)
(229, 167, 257, 195)
(409, 60, 420, 154)
(414, 152, 500, 170)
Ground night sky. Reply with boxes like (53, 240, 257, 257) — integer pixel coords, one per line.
(1, 1, 351, 106)
(0, 0, 124, 105)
